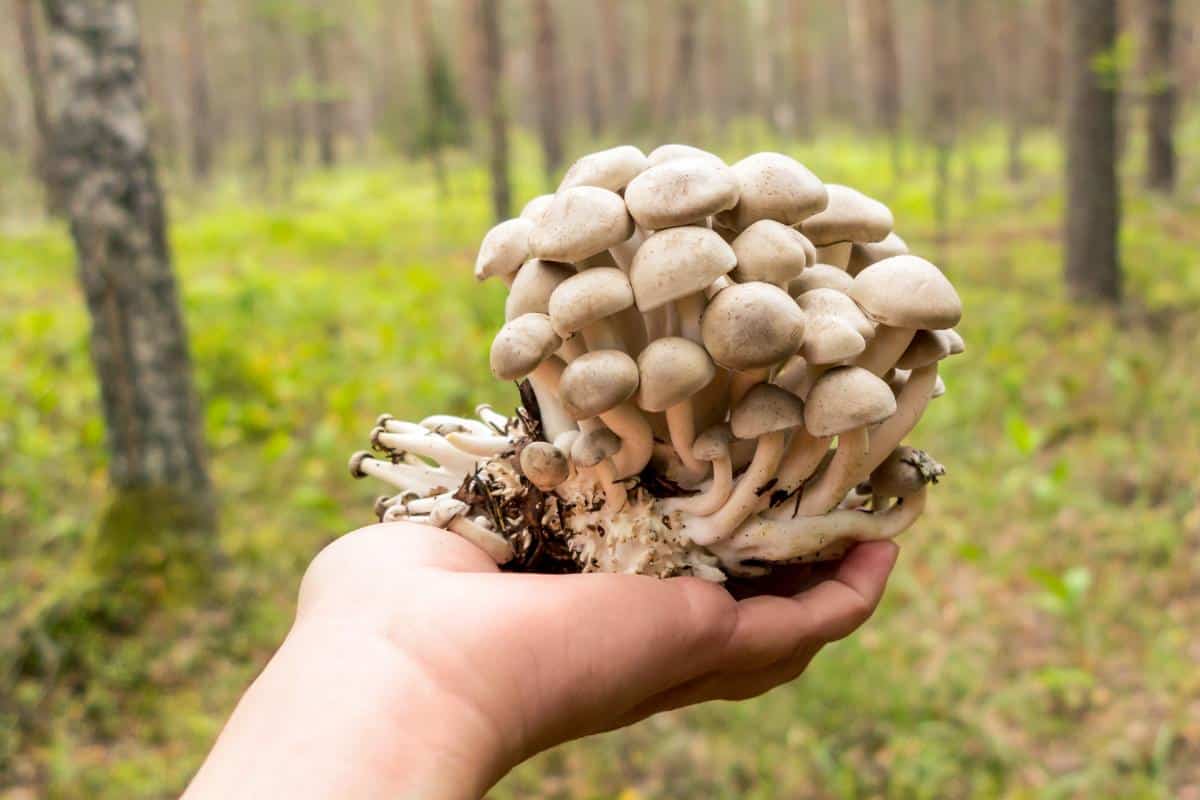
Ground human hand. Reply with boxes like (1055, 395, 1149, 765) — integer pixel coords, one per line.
(185, 523, 898, 799)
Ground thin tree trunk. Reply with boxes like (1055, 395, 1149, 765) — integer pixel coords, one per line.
(1042, 0, 1066, 123)
(788, 0, 812, 138)
(1004, 0, 1028, 182)
(531, 0, 564, 185)
(599, 1, 629, 134)
(15, 0, 64, 214)
(477, 0, 511, 221)
(412, 0, 448, 193)
(1064, 0, 1122, 303)
(183, 0, 213, 180)
(667, 0, 700, 138)
(1144, 0, 1177, 192)
(43, 0, 213, 524)
(307, 20, 336, 168)
(927, 0, 958, 244)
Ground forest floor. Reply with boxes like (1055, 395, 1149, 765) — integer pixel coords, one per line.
(2, 126, 1199, 799)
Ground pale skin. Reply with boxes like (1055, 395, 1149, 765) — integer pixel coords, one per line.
(184, 523, 899, 800)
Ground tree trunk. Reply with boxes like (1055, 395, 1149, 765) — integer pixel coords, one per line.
(477, 0, 511, 221)
(1004, 0, 1028, 182)
(307, 20, 336, 168)
(531, 0, 564, 185)
(599, 1, 629, 134)
(1042, 0, 1066, 123)
(667, 0, 700, 138)
(1064, 0, 1122, 303)
(42, 0, 213, 523)
(927, 0, 958, 243)
(15, 0, 64, 214)
(182, 0, 213, 181)
(788, 0, 812, 138)
(1143, 0, 1177, 192)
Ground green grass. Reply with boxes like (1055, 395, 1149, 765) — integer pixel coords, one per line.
(2, 123, 1199, 798)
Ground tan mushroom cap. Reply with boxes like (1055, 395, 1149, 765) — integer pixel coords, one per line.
(870, 446, 943, 497)
(630, 226, 737, 311)
(558, 145, 648, 192)
(800, 184, 894, 246)
(847, 232, 909, 276)
(571, 427, 622, 468)
(623, 157, 740, 230)
(635, 337, 716, 412)
(804, 366, 897, 436)
(730, 383, 806, 439)
(789, 263, 855, 295)
(548, 267, 635, 337)
(692, 422, 734, 462)
(730, 220, 813, 285)
(505, 259, 576, 320)
(646, 143, 727, 169)
(490, 313, 562, 381)
(520, 194, 554, 222)
(715, 152, 828, 230)
(849, 256, 963, 330)
(529, 186, 634, 263)
(942, 328, 965, 355)
(797, 288, 875, 339)
(559, 350, 640, 419)
(701, 282, 807, 370)
(896, 329, 953, 369)
(519, 441, 570, 490)
(475, 218, 533, 281)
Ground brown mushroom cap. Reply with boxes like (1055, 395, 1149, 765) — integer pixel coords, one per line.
(730, 220, 813, 285)
(804, 366, 897, 436)
(623, 157, 740, 230)
(629, 226, 737, 311)
(558, 145, 649, 192)
(715, 152, 828, 230)
(701, 282, 807, 370)
(870, 446, 944, 497)
(475, 218, 534, 281)
(730, 383, 807, 439)
(635, 337, 716, 412)
(692, 422, 734, 462)
(529, 186, 635, 263)
(505, 259, 576, 320)
(559, 350, 640, 419)
(849, 255, 963, 330)
(646, 143, 728, 169)
(800, 184, 894, 246)
(847, 232, 909, 276)
(896, 329, 953, 369)
(548, 267, 635, 337)
(519, 441, 570, 489)
(789, 263, 855, 295)
(571, 427, 622, 468)
(490, 313, 562, 380)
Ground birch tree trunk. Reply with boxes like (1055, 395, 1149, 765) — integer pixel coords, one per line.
(43, 0, 214, 528)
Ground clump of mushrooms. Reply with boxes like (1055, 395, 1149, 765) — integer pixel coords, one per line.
(350, 145, 962, 580)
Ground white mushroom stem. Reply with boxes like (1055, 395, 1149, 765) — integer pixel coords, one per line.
(382, 491, 456, 516)
(854, 325, 915, 376)
(674, 292, 707, 344)
(599, 403, 655, 479)
(593, 459, 628, 512)
(666, 401, 708, 479)
(756, 429, 832, 512)
(816, 242, 853, 269)
(664, 455, 733, 516)
(581, 319, 626, 352)
(612, 306, 649, 355)
(373, 429, 482, 475)
(528, 358, 578, 442)
(447, 515, 514, 564)
(643, 305, 671, 341)
(782, 427, 872, 517)
(860, 363, 938, 479)
(351, 455, 459, 495)
(475, 404, 510, 431)
(419, 415, 494, 436)
(609, 228, 645, 271)
(730, 368, 770, 408)
(445, 432, 513, 457)
(680, 430, 787, 547)
(557, 336, 588, 363)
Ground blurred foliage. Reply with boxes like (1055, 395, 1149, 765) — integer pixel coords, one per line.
(1, 119, 1199, 798)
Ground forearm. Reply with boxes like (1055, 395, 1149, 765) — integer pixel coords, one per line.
(183, 619, 509, 800)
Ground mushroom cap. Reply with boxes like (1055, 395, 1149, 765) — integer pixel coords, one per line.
(730, 383, 806, 439)
(804, 366, 897, 436)
(635, 337, 716, 412)
(571, 427, 622, 467)
(789, 263, 854, 295)
(519, 441, 570, 489)
(692, 422, 734, 461)
(475, 218, 534, 281)
(800, 184, 894, 246)
(558, 145, 649, 192)
(797, 288, 875, 339)
(800, 316, 867, 364)
(629, 226, 737, 311)
(623, 157, 740, 230)
(730, 220, 812, 285)
(870, 446, 944, 497)
(520, 194, 555, 222)
(932, 375, 947, 398)
(548, 267, 635, 337)
(896, 329, 953, 369)
(559, 350, 640, 419)
(941, 328, 965, 355)
(847, 232, 909, 276)
(715, 152, 828, 230)
(646, 143, 727, 169)
(490, 313, 562, 381)
(701, 282, 807, 370)
(529, 186, 635, 263)
(553, 429, 580, 455)
(849, 255, 963, 330)
(505, 259, 576, 320)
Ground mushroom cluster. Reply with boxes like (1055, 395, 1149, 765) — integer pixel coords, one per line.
(350, 144, 962, 581)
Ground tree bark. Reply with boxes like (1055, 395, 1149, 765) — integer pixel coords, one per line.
(1064, 0, 1122, 303)
(182, 0, 213, 180)
(42, 0, 213, 520)
(477, 0, 511, 221)
(788, 0, 812, 138)
(1143, 0, 1177, 192)
(599, 1, 629, 134)
(531, 0, 564, 185)
(667, 0, 700, 137)
(1004, 0, 1028, 182)
(1041, 0, 1066, 123)
(15, 0, 64, 214)
(306, 13, 337, 168)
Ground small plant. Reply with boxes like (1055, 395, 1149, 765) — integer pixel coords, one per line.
(350, 145, 963, 580)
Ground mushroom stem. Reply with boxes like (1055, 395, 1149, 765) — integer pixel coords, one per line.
(445, 432, 513, 457)
(756, 429, 833, 512)
(729, 369, 769, 408)
(664, 455, 733, 516)
(859, 363, 938, 479)
(448, 515, 515, 564)
(419, 415, 494, 436)
(782, 427, 871, 517)
(581, 319, 626, 352)
(644, 305, 671, 341)
(349, 452, 459, 495)
(529, 358, 578, 442)
(665, 401, 708, 480)
(595, 459, 628, 512)
(817, 242, 853, 269)
(609, 228, 645, 271)
(557, 336, 588, 363)
(599, 403, 655, 479)
(372, 429, 481, 474)
(854, 325, 915, 376)
(474, 404, 510, 431)
(674, 292, 707, 344)
(680, 430, 787, 546)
